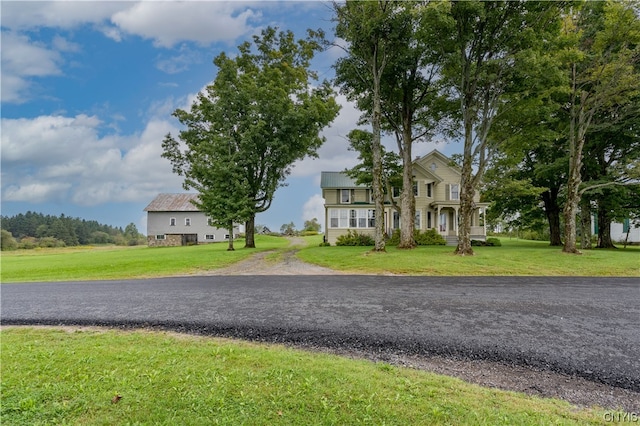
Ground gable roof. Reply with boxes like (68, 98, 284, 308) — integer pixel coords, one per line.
(320, 171, 367, 189)
(144, 193, 201, 212)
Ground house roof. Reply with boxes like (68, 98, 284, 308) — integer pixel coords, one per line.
(320, 171, 367, 188)
(144, 193, 201, 212)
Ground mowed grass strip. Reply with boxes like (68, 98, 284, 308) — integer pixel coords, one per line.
(297, 238, 640, 276)
(1, 327, 606, 426)
(0, 235, 289, 283)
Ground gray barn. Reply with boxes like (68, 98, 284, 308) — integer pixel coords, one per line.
(144, 193, 239, 246)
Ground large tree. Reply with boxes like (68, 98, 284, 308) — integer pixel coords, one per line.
(560, 0, 640, 253)
(442, 1, 561, 255)
(334, 0, 400, 252)
(162, 27, 339, 248)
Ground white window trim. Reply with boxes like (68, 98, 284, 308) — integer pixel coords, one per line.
(340, 189, 351, 204)
(156, 234, 166, 240)
(450, 184, 460, 201)
(328, 208, 375, 229)
(205, 234, 215, 240)
(415, 210, 422, 229)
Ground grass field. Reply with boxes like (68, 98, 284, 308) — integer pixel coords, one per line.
(0, 235, 289, 283)
(2, 236, 638, 282)
(298, 238, 640, 276)
(0, 327, 608, 425)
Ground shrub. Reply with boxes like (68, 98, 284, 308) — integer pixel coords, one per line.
(387, 229, 446, 246)
(336, 230, 374, 246)
(414, 229, 446, 246)
(300, 230, 319, 236)
(486, 237, 502, 246)
(38, 237, 66, 248)
(471, 238, 502, 247)
(1, 230, 18, 251)
(319, 242, 331, 247)
(17, 237, 38, 249)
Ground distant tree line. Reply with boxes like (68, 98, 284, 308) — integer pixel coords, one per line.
(1, 211, 145, 250)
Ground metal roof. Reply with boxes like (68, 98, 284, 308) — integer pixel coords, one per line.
(320, 171, 366, 188)
(143, 193, 201, 212)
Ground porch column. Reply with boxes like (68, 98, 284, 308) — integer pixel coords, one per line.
(454, 206, 459, 236)
(436, 205, 441, 234)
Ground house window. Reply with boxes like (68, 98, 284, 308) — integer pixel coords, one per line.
(206, 235, 215, 240)
(367, 209, 375, 228)
(185, 218, 191, 226)
(413, 181, 419, 197)
(427, 211, 432, 228)
(393, 211, 400, 229)
(207, 218, 215, 227)
(156, 234, 166, 240)
(339, 209, 349, 228)
(330, 209, 339, 228)
(450, 184, 460, 200)
(415, 210, 421, 229)
(341, 189, 351, 204)
(170, 217, 176, 226)
(329, 208, 373, 228)
(426, 183, 433, 198)
(224, 234, 230, 240)
(392, 187, 401, 198)
(358, 210, 367, 228)
(350, 209, 357, 228)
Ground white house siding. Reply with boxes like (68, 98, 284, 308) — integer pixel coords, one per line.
(609, 221, 640, 244)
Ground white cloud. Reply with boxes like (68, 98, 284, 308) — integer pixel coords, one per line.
(0, 2, 125, 30)
(3, 182, 72, 203)
(291, 92, 363, 177)
(1, 114, 184, 206)
(111, 2, 260, 48)
(0, 31, 64, 103)
(302, 194, 325, 226)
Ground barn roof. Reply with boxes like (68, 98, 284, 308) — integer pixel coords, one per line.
(143, 193, 201, 212)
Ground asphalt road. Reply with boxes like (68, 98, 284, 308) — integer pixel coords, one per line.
(2, 276, 638, 392)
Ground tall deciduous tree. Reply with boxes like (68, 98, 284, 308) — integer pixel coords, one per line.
(377, 1, 450, 249)
(560, 0, 640, 253)
(163, 27, 339, 249)
(334, 0, 397, 252)
(442, 0, 561, 255)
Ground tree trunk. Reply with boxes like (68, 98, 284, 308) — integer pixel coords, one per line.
(455, 109, 475, 256)
(398, 123, 416, 249)
(371, 46, 386, 252)
(579, 198, 592, 250)
(227, 220, 235, 251)
(596, 205, 616, 249)
(244, 215, 256, 248)
(456, 177, 475, 255)
(563, 72, 585, 254)
(542, 188, 562, 246)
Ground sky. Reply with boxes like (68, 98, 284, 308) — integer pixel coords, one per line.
(1, 0, 459, 234)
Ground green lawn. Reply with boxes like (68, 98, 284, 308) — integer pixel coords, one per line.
(298, 237, 640, 276)
(0, 235, 289, 283)
(1, 327, 607, 425)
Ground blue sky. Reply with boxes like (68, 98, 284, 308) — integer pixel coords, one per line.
(1, 1, 458, 234)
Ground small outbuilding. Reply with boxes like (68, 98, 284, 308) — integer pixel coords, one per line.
(144, 193, 240, 247)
